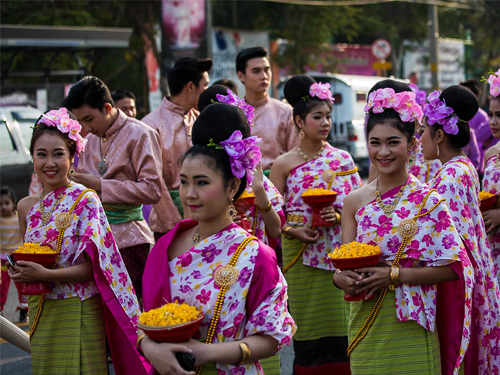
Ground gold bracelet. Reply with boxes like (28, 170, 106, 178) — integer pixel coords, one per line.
(258, 200, 273, 212)
(334, 212, 341, 225)
(282, 226, 294, 239)
(389, 265, 401, 290)
(237, 342, 251, 365)
(136, 333, 146, 356)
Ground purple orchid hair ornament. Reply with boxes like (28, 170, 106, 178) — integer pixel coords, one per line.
(364, 88, 423, 123)
(423, 90, 466, 135)
(207, 130, 262, 185)
(215, 89, 255, 126)
(35, 107, 87, 154)
(409, 83, 427, 108)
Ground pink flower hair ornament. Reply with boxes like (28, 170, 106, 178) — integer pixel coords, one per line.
(364, 88, 423, 124)
(207, 130, 262, 185)
(215, 89, 255, 126)
(307, 82, 335, 104)
(35, 107, 87, 154)
(423, 90, 467, 135)
(481, 68, 500, 97)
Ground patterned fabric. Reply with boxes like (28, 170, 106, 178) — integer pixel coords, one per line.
(119, 243, 150, 303)
(284, 143, 363, 270)
(429, 156, 500, 373)
(245, 175, 284, 245)
(483, 154, 500, 281)
(0, 213, 23, 252)
(355, 174, 474, 374)
(25, 182, 140, 320)
(407, 140, 441, 184)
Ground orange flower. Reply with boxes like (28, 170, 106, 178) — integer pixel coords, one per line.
(328, 241, 381, 259)
(302, 188, 336, 197)
(239, 190, 256, 199)
(139, 303, 201, 327)
(14, 243, 56, 254)
(480, 191, 495, 200)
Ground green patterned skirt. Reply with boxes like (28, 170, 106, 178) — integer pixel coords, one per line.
(348, 290, 441, 374)
(28, 294, 106, 374)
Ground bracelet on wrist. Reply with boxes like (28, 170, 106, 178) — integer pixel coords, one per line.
(237, 342, 251, 365)
(136, 333, 146, 356)
(333, 212, 341, 226)
(332, 268, 342, 289)
(388, 265, 401, 290)
(258, 200, 273, 212)
(282, 226, 294, 239)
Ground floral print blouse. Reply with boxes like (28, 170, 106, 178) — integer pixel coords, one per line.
(285, 143, 363, 270)
(483, 154, 500, 282)
(355, 174, 474, 374)
(430, 156, 500, 373)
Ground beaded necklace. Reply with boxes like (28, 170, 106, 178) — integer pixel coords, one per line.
(375, 179, 407, 215)
(297, 142, 325, 162)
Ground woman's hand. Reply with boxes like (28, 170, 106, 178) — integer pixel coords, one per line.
(332, 269, 363, 295)
(483, 208, 500, 234)
(320, 206, 340, 225)
(8, 261, 49, 283)
(141, 336, 195, 375)
(288, 227, 320, 244)
(352, 262, 392, 299)
(251, 164, 265, 194)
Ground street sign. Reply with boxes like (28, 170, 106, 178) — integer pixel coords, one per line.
(372, 61, 393, 70)
(371, 39, 392, 60)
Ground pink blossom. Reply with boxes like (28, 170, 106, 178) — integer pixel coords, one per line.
(487, 69, 500, 97)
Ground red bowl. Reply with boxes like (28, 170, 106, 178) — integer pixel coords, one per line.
(12, 252, 58, 268)
(331, 253, 381, 270)
(302, 193, 337, 208)
(480, 195, 499, 212)
(138, 313, 204, 343)
(234, 196, 256, 215)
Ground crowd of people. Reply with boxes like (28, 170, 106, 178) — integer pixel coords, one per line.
(1, 46, 499, 375)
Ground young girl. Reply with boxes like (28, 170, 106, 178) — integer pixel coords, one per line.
(334, 84, 474, 374)
(270, 75, 363, 374)
(0, 187, 28, 321)
(140, 103, 296, 375)
(8, 108, 148, 374)
(420, 85, 500, 373)
(483, 69, 500, 283)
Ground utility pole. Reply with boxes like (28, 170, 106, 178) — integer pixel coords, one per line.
(428, 2, 439, 90)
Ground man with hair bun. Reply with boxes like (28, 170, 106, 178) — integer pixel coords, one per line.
(236, 47, 298, 171)
(142, 57, 212, 241)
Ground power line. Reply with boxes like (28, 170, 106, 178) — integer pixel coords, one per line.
(258, 0, 483, 10)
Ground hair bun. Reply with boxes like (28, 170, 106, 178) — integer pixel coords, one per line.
(368, 79, 410, 94)
(440, 85, 478, 122)
(284, 75, 317, 107)
(198, 85, 230, 112)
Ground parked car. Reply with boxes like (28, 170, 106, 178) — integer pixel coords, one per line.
(278, 73, 408, 176)
(0, 106, 42, 200)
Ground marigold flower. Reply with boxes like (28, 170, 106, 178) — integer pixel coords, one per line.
(302, 188, 336, 196)
(139, 303, 201, 327)
(14, 243, 56, 254)
(328, 241, 381, 259)
(479, 191, 495, 200)
(239, 190, 256, 199)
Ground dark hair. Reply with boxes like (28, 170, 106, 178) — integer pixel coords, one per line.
(212, 79, 239, 95)
(428, 85, 478, 149)
(30, 109, 78, 160)
(198, 85, 232, 112)
(111, 89, 136, 102)
(283, 75, 332, 129)
(63, 76, 114, 111)
(459, 79, 480, 97)
(366, 80, 415, 142)
(236, 47, 268, 74)
(167, 57, 213, 97)
(0, 186, 17, 206)
(185, 103, 251, 199)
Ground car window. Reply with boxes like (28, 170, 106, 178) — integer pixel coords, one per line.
(12, 110, 40, 149)
(0, 120, 16, 154)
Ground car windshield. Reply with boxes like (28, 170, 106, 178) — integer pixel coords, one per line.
(12, 110, 41, 149)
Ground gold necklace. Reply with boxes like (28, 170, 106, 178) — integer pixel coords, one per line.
(495, 154, 500, 168)
(192, 228, 200, 245)
(375, 179, 407, 215)
(98, 119, 128, 176)
(297, 142, 325, 162)
(39, 184, 69, 225)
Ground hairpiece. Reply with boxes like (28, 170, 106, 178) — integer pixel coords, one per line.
(482, 69, 500, 97)
(408, 84, 427, 107)
(35, 107, 87, 154)
(308, 82, 334, 104)
(364, 88, 423, 123)
(215, 89, 255, 126)
(423, 90, 467, 135)
(207, 130, 262, 185)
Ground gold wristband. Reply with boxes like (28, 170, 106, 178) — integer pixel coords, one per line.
(283, 226, 294, 239)
(136, 333, 146, 356)
(334, 212, 341, 225)
(237, 342, 251, 365)
(258, 200, 273, 212)
(389, 265, 401, 290)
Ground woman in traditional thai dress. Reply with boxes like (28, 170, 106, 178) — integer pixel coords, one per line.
(197, 85, 285, 250)
(419, 85, 500, 373)
(269, 75, 362, 374)
(334, 86, 475, 375)
(8, 108, 147, 374)
(139, 103, 296, 375)
(483, 69, 500, 283)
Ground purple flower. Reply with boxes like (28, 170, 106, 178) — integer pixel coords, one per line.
(216, 89, 255, 126)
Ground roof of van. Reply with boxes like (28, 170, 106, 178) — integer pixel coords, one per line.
(304, 72, 408, 92)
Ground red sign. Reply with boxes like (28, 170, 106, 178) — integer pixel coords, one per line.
(371, 39, 392, 60)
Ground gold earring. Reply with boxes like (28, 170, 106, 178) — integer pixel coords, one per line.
(299, 130, 305, 139)
(436, 144, 440, 157)
(226, 199, 237, 220)
(69, 165, 76, 179)
(408, 150, 415, 166)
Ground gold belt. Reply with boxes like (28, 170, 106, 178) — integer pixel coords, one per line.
(287, 214, 305, 224)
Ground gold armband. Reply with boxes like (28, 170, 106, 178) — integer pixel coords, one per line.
(136, 333, 146, 356)
(237, 342, 251, 365)
(258, 200, 273, 212)
(388, 265, 401, 291)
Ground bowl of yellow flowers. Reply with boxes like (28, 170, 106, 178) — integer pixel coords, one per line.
(328, 242, 382, 301)
(302, 188, 338, 227)
(479, 191, 499, 213)
(12, 243, 58, 295)
(138, 303, 204, 342)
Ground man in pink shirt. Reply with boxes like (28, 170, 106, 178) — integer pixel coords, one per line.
(236, 47, 299, 171)
(64, 76, 163, 303)
(142, 57, 212, 241)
